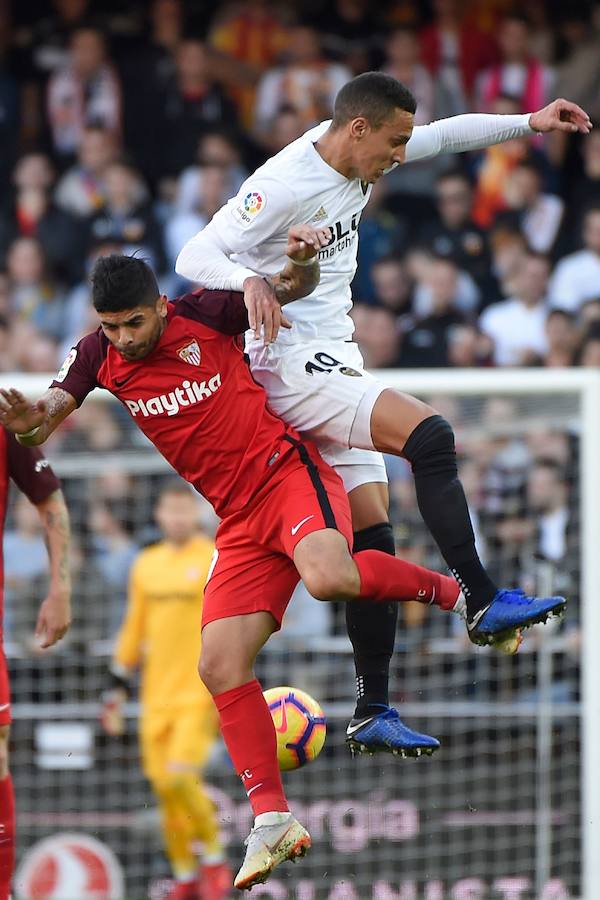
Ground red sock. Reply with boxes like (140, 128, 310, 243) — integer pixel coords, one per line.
(214, 680, 288, 817)
(353, 549, 460, 610)
(0, 774, 15, 900)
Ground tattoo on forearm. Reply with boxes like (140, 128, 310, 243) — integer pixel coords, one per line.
(275, 261, 320, 303)
(42, 492, 71, 589)
(45, 388, 73, 419)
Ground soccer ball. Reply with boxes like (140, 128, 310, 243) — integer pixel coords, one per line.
(264, 686, 327, 771)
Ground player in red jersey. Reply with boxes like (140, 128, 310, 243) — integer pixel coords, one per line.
(0, 241, 560, 890)
(0, 428, 71, 900)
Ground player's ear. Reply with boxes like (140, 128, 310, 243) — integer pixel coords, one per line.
(157, 294, 168, 317)
(349, 117, 369, 140)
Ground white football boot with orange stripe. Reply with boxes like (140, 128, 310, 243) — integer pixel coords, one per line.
(234, 814, 311, 891)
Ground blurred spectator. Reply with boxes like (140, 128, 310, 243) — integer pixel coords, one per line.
(527, 459, 571, 562)
(420, 0, 497, 115)
(254, 26, 351, 137)
(366, 255, 412, 319)
(54, 125, 119, 218)
(579, 323, 600, 366)
(314, 0, 381, 75)
(83, 160, 165, 274)
(156, 39, 240, 178)
(5, 237, 67, 343)
(260, 104, 305, 155)
(471, 94, 537, 228)
(353, 181, 409, 303)
(46, 26, 122, 160)
(88, 500, 139, 635)
(543, 309, 580, 367)
(553, 7, 600, 123)
(488, 225, 528, 299)
(0, 313, 15, 371)
(350, 304, 402, 368)
(382, 27, 435, 125)
(209, 0, 290, 127)
(166, 164, 231, 273)
(560, 130, 600, 253)
(447, 323, 493, 367)
(498, 157, 564, 254)
(23, 0, 95, 81)
(476, 14, 554, 114)
(479, 251, 550, 365)
(10, 322, 60, 373)
(548, 206, 600, 313)
(174, 130, 247, 215)
(418, 169, 496, 298)
(399, 256, 467, 367)
(0, 153, 82, 285)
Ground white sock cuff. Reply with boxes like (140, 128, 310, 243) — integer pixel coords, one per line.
(254, 810, 291, 828)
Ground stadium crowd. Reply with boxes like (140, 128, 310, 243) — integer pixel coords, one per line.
(1, 0, 590, 678)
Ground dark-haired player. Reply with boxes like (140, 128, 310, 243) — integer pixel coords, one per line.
(0, 246, 564, 890)
(0, 428, 71, 899)
(176, 71, 590, 754)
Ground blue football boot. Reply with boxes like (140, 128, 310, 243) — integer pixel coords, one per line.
(346, 707, 440, 758)
(467, 589, 566, 647)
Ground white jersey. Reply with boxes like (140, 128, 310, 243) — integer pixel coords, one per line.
(210, 121, 368, 343)
(176, 113, 532, 345)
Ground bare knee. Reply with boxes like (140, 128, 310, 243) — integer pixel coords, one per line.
(198, 644, 254, 696)
(0, 726, 9, 779)
(302, 558, 358, 602)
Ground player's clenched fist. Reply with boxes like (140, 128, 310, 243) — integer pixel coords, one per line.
(286, 224, 332, 263)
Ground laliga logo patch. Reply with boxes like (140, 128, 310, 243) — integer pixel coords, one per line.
(177, 340, 201, 366)
(243, 191, 263, 214)
(15, 832, 125, 899)
(55, 348, 77, 383)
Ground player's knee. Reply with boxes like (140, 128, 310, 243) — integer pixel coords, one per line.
(152, 771, 187, 801)
(0, 726, 9, 779)
(402, 414, 456, 474)
(302, 561, 356, 603)
(198, 647, 251, 696)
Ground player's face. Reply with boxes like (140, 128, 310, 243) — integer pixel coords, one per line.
(350, 108, 414, 183)
(155, 491, 200, 544)
(99, 298, 168, 361)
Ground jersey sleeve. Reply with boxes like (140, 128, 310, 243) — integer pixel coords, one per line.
(113, 555, 147, 670)
(175, 175, 299, 289)
(174, 290, 250, 335)
(5, 430, 61, 504)
(404, 113, 533, 163)
(50, 331, 107, 406)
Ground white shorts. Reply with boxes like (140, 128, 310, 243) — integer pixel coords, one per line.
(248, 338, 388, 493)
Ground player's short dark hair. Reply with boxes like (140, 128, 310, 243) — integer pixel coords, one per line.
(332, 72, 416, 129)
(91, 254, 160, 313)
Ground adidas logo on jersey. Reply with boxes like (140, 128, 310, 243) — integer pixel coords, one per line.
(311, 206, 328, 223)
(124, 374, 221, 418)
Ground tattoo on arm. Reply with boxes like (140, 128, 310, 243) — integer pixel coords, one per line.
(269, 260, 320, 305)
(40, 491, 71, 592)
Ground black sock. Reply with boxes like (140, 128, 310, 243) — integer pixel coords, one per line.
(347, 522, 398, 720)
(402, 415, 497, 619)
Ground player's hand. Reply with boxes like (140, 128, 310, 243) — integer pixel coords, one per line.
(243, 275, 291, 344)
(529, 99, 592, 135)
(286, 224, 332, 263)
(100, 689, 127, 737)
(0, 388, 46, 435)
(35, 590, 72, 649)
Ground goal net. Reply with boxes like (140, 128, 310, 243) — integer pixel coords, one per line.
(2, 369, 599, 900)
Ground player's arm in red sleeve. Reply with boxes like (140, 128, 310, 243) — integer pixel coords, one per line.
(6, 432, 72, 649)
(0, 333, 104, 447)
(184, 224, 323, 338)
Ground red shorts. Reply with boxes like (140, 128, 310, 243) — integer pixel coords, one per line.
(202, 438, 353, 629)
(0, 645, 11, 726)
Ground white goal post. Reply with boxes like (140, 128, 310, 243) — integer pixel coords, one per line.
(2, 367, 600, 900)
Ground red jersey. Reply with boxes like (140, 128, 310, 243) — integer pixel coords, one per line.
(52, 290, 303, 519)
(0, 428, 60, 610)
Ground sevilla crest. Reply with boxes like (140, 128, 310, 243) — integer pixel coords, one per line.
(177, 340, 201, 366)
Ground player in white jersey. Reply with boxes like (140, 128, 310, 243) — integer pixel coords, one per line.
(176, 73, 591, 756)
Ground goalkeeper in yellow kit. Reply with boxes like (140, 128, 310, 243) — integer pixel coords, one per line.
(101, 481, 230, 900)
